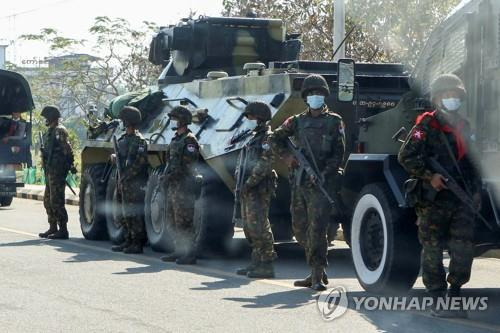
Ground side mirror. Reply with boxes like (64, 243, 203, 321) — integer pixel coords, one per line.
(337, 58, 356, 103)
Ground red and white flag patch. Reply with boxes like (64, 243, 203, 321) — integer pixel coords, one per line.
(412, 129, 425, 141)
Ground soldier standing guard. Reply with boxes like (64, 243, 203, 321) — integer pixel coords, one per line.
(234, 101, 278, 278)
(161, 106, 201, 265)
(111, 106, 149, 254)
(39, 106, 75, 240)
(271, 75, 346, 291)
(398, 74, 482, 318)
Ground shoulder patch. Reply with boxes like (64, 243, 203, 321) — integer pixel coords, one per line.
(411, 128, 426, 141)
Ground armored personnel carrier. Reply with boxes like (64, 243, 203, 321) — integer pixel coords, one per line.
(79, 16, 412, 291)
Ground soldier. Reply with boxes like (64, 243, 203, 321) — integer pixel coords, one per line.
(271, 74, 346, 291)
(234, 101, 278, 278)
(161, 106, 201, 265)
(39, 106, 75, 240)
(110, 106, 149, 254)
(398, 74, 481, 318)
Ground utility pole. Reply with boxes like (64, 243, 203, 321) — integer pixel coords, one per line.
(333, 0, 346, 62)
(0, 42, 8, 69)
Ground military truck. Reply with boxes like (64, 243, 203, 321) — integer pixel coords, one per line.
(0, 69, 34, 207)
(346, 0, 500, 293)
(78, 16, 410, 268)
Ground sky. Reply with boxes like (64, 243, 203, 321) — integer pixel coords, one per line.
(0, 0, 224, 65)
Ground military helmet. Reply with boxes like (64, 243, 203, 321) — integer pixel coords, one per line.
(119, 106, 142, 126)
(243, 101, 271, 121)
(41, 106, 61, 121)
(430, 74, 466, 100)
(168, 106, 192, 125)
(301, 74, 330, 99)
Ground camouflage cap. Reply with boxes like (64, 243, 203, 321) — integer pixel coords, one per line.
(430, 74, 466, 100)
(301, 74, 330, 99)
(243, 101, 271, 121)
(168, 106, 192, 125)
(41, 106, 61, 121)
(119, 106, 142, 126)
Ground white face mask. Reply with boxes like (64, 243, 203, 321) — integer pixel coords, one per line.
(441, 98, 461, 112)
(306, 95, 325, 110)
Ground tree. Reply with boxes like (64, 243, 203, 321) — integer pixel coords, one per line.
(16, 17, 162, 173)
(222, 0, 461, 68)
(19, 17, 162, 117)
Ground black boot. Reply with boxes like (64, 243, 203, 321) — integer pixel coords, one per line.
(39, 223, 57, 238)
(123, 242, 143, 254)
(247, 261, 275, 278)
(111, 239, 131, 252)
(294, 269, 328, 287)
(310, 266, 327, 291)
(48, 223, 69, 239)
(236, 258, 257, 275)
(161, 252, 180, 262)
(429, 290, 451, 318)
(176, 253, 197, 265)
(447, 285, 468, 318)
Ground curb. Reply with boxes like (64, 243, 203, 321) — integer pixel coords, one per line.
(482, 249, 500, 260)
(16, 188, 79, 206)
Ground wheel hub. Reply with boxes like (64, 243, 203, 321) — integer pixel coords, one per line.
(360, 208, 385, 271)
(150, 185, 165, 234)
(83, 184, 94, 224)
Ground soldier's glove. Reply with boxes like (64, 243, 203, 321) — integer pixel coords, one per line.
(70, 165, 78, 175)
(110, 154, 117, 164)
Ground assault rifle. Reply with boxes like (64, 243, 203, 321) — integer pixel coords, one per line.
(428, 157, 493, 230)
(232, 147, 248, 226)
(287, 138, 335, 205)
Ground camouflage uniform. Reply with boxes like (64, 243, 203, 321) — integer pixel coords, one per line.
(116, 131, 149, 246)
(42, 124, 74, 233)
(237, 123, 277, 264)
(272, 109, 345, 269)
(165, 130, 200, 256)
(398, 110, 481, 293)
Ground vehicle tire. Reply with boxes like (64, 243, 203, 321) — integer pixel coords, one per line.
(79, 164, 108, 240)
(144, 167, 174, 252)
(105, 168, 126, 245)
(198, 181, 234, 253)
(0, 195, 13, 207)
(350, 182, 421, 294)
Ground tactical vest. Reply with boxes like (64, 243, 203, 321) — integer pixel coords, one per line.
(117, 133, 147, 178)
(295, 113, 339, 172)
(43, 126, 70, 170)
(242, 127, 271, 180)
(167, 132, 198, 177)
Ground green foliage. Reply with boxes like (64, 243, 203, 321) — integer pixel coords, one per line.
(17, 16, 163, 175)
(222, 0, 461, 68)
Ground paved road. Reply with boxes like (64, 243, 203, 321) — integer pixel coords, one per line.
(1, 198, 499, 333)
